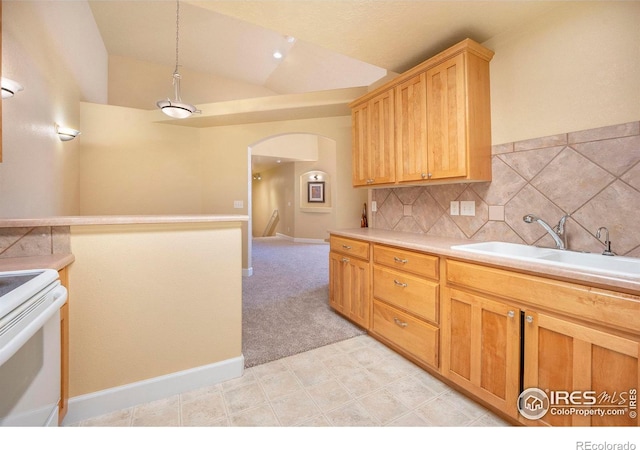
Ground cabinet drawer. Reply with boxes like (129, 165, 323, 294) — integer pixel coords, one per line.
(330, 236, 370, 261)
(374, 244, 438, 279)
(373, 266, 438, 323)
(372, 300, 439, 368)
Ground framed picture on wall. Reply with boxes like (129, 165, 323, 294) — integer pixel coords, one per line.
(307, 181, 325, 203)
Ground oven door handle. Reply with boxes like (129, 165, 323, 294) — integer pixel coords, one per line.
(0, 284, 67, 366)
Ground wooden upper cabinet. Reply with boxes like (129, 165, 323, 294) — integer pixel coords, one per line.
(426, 53, 468, 180)
(396, 73, 429, 182)
(352, 38, 494, 187)
(352, 90, 395, 186)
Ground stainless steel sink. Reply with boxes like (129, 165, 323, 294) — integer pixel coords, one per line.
(451, 241, 640, 279)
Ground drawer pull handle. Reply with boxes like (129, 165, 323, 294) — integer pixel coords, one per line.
(393, 257, 409, 264)
(393, 279, 408, 288)
(393, 317, 408, 328)
(526, 315, 533, 323)
(342, 245, 352, 250)
(342, 257, 350, 263)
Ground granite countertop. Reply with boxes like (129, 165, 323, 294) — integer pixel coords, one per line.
(0, 215, 250, 228)
(329, 228, 640, 294)
(0, 254, 75, 272)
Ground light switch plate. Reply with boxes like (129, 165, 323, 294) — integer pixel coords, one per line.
(460, 201, 476, 216)
(450, 201, 460, 216)
(234, 200, 243, 209)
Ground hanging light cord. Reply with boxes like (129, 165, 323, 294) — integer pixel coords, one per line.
(172, 0, 183, 101)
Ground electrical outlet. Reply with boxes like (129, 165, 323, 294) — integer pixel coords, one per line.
(460, 201, 476, 216)
(450, 201, 460, 216)
(371, 201, 377, 212)
(233, 200, 243, 209)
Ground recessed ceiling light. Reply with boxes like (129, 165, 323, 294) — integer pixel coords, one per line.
(273, 51, 283, 60)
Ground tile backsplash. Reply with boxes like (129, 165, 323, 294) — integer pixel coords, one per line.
(372, 121, 640, 257)
(0, 226, 71, 258)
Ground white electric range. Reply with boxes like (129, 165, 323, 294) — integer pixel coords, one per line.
(0, 269, 68, 426)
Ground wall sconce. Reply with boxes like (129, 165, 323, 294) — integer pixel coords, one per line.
(1, 77, 24, 99)
(55, 124, 81, 141)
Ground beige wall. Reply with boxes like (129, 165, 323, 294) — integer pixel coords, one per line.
(68, 222, 243, 397)
(485, 1, 640, 145)
(78, 102, 203, 215)
(0, 1, 106, 218)
(252, 163, 293, 237)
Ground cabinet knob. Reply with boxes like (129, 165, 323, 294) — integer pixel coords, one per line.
(421, 173, 428, 179)
(341, 257, 350, 263)
(526, 315, 534, 323)
(366, 178, 374, 184)
(393, 279, 408, 288)
(507, 310, 515, 318)
(393, 317, 408, 328)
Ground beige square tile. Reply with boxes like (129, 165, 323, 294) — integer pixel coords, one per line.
(325, 401, 379, 426)
(181, 391, 228, 426)
(80, 408, 132, 427)
(488, 205, 505, 221)
(347, 345, 385, 368)
(229, 404, 280, 426)
(337, 368, 383, 397)
(359, 389, 410, 424)
(470, 413, 512, 427)
(440, 389, 491, 420)
(416, 397, 474, 426)
(386, 411, 432, 426)
(291, 363, 334, 387)
(258, 370, 303, 400)
(270, 390, 322, 426)
(223, 381, 267, 415)
(386, 375, 439, 409)
(306, 379, 353, 412)
(298, 415, 331, 426)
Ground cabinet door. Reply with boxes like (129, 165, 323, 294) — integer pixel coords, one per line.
(368, 90, 396, 185)
(443, 287, 521, 417)
(522, 311, 640, 427)
(426, 52, 467, 179)
(396, 73, 429, 182)
(329, 251, 347, 315)
(351, 103, 370, 186)
(329, 251, 370, 329)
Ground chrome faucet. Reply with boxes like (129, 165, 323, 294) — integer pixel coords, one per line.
(596, 227, 616, 256)
(523, 214, 569, 250)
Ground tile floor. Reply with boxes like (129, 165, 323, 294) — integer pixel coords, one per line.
(70, 334, 510, 427)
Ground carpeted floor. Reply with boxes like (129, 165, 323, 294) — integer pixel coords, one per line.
(242, 237, 366, 368)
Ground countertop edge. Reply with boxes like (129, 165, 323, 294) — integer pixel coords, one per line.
(329, 228, 640, 294)
(0, 215, 250, 228)
(0, 254, 75, 272)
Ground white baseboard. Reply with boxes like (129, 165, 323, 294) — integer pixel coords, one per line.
(62, 355, 244, 425)
(243, 267, 253, 277)
(275, 233, 328, 245)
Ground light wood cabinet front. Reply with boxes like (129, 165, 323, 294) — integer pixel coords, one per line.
(522, 310, 640, 427)
(329, 236, 371, 329)
(352, 90, 395, 186)
(426, 53, 468, 180)
(442, 287, 522, 418)
(396, 73, 429, 182)
(373, 266, 438, 323)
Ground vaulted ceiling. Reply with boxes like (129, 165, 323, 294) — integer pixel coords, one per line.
(89, 0, 572, 96)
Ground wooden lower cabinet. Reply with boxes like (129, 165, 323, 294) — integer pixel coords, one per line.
(372, 300, 439, 368)
(442, 287, 521, 418)
(329, 250, 370, 329)
(522, 310, 640, 427)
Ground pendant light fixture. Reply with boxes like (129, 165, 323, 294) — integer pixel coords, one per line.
(156, 0, 200, 119)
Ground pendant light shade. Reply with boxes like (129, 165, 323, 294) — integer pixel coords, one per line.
(1, 77, 24, 99)
(156, 0, 200, 118)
